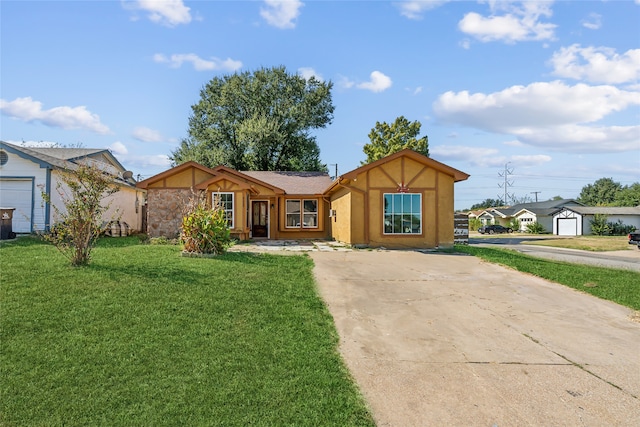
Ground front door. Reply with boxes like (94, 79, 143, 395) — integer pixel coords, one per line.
(252, 201, 268, 238)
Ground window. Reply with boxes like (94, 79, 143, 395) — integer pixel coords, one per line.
(213, 192, 234, 228)
(384, 193, 421, 234)
(286, 199, 318, 228)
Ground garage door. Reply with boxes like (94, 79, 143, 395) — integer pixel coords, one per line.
(557, 218, 577, 236)
(0, 178, 33, 233)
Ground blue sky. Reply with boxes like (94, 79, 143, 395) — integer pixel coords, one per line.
(1, 0, 639, 209)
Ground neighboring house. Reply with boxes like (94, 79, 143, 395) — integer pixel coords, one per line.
(552, 206, 640, 236)
(480, 199, 583, 233)
(0, 141, 144, 234)
(138, 149, 470, 249)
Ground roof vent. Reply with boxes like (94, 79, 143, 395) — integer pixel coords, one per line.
(0, 150, 8, 166)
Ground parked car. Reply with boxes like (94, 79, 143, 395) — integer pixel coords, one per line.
(628, 232, 640, 249)
(478, 224, 513, 234)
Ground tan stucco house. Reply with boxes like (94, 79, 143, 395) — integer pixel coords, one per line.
(137, 149, 469, 249)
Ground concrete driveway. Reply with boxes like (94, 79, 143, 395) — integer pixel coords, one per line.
(310, 250, 640, 426)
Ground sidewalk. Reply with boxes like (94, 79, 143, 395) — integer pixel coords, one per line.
(229, 239, 355, 253)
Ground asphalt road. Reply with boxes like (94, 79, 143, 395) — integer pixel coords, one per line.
(470, 237, 640, 272)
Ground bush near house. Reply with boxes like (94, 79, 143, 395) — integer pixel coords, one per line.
(590, 214, 637, 236)
(525, 222, 546, 234)
(180, 192, 232, 255)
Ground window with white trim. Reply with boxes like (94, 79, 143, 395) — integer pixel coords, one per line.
(286, 199, 318, 228)
(384, 193, 422, 234)
(213, 192, 234, 228)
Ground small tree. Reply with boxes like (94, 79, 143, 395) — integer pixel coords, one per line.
(362, 116, 429, 165)
(589, 214, 610, 235)
(181, 192, 232, 255)
(42, 163, 119, 266)
(508, 218, 521, 232)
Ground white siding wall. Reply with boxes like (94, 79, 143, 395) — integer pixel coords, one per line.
(581, 214, 640, 235)
(515, 211, 536, 232)
(0, 150, 49, 232)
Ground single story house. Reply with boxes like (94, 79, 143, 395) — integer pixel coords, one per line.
(137, 149, 470, 249)
(0, 141, 144, 234)
(552, 206, 640, 236)
(479, 199, 584, 233)
(137, 162, 333, 241)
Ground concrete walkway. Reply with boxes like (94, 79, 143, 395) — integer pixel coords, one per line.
(310, 250, 640, 426)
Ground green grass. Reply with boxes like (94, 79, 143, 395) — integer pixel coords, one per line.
(454, 245, 640, 311)
(525, 235, 632, 251)
(1, 236, 374, 426)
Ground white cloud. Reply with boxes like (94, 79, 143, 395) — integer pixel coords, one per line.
(153, 53, 242, 72)
(132, 126, 163, 142)
(0, 97, 110, 134)
(337, 75, 355, 89)
(108, 141, 129, 156)
(431, 145, 551, 168)
(124, 0, 191, 27)
(581, 13, 601, 30)
(433, 81, 640, 153)
(131, 154, 172, 168)
(396, 1, 449, 20)
(260, 0, 303, 29)
(357, 71, 393, 93)
(298, 67, 323, 81)
(458, 1, 556, 43)
(549, 45, 640, 84)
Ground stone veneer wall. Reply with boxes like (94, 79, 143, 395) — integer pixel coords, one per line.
(146, 188, 192, 238)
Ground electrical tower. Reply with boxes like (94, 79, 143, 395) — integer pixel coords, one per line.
(497, 162, 514, 205)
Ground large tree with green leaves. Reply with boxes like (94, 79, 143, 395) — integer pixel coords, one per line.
(362, 116, 429, 165)
(578, 177, 623, 206)
(171, 66, 334, 171)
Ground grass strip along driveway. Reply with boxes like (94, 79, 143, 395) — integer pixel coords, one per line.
(1, 237, 374, 426)
(455, 245, 640, 311)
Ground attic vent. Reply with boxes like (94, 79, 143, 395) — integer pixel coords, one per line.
(0, 151, 8, 166)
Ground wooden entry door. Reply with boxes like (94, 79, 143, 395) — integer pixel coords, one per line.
(252, 201, 269, 238)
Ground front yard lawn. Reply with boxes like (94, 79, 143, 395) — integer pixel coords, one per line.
(0, 237, 374, 426)
(455, 245, 640, 311)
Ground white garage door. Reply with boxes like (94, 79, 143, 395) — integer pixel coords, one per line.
(557, 218, 577, 236)
(0, 178, 33, 233)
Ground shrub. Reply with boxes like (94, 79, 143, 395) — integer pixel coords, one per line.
(181, 192, 232, 255)
(590, 214, 610, 235)
(508, 218, 521, 232)
(469, 218, 482, 231)
(525, 222, 546, 234)
(42, 163, 119, 266)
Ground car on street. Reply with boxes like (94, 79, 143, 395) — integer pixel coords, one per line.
(478, 224, 513, 234)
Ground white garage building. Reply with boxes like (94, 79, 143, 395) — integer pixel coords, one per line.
(552, 206, 640, 236)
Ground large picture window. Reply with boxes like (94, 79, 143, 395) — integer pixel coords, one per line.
(384, 193, 421, 234)
(286, 199, 318, 228)
(213, 192, 234, 228)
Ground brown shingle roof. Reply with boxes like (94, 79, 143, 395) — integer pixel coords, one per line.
(242, 171, 332, 195)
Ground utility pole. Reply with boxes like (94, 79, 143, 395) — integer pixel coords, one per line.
(531, 191, 541, 202)
(329, 164, 338, 180)
(497, 162, 514, 205)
